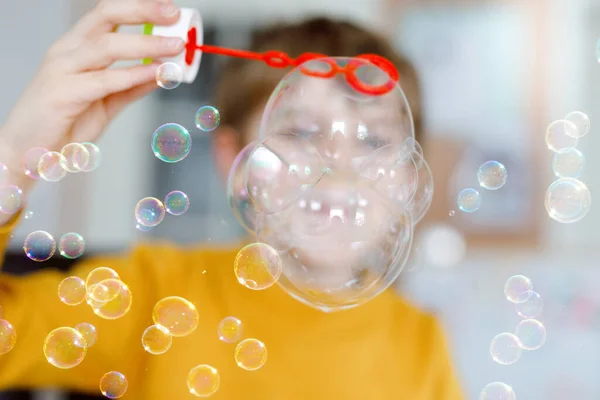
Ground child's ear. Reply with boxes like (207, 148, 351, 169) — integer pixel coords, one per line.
(212, 125, 241, 181)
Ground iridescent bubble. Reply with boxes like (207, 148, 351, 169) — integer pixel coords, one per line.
(141, 324, 172, 355)
(23, 230, 56, 262)
(155, 62, 183, 90)
(234, 243, 282, 290)
(217, 317, 243, 344)
(60, 143, 90, 173)
(545, 178, 591, 223)
(564, 111, 590, 138)
(135, 197, 166, 227)
(87, 282, 119, 304)
(490, 332, 522, 365)
(99, 371, 128, 399)
(187, 364, 220, 397)
(552, 148, 585, 178)
(195, 106, 221, 132)
(477, 161, 507, 191)
(74, 322, 97, 348)
(235, 338, 267, 371)
(448, 210, 455, 217)
(515, 318, 546, 350)
(545, 120, 579, 153)
(92, 279, 132, 320)
(58, 276, 86, 306)
(152, 296, 199, 337)
(227, 141, 259, 233)
(43, 327, 87, 369)
(457, 188, 481, 213)
(38, 151, 68, 182)
(0, 185, 23, 214)
(85, 267, 120, 288)
(164, 190, 190, 216)
(58, 232, 85, 259)
(151, 123, 191, 163)
(23, 147, 48, 180)
(0, 319, 17, 355)
(479, 382, 516, 400)
(24, 211, 33, 219)
(0, 163, 8, 186)
(80, 142, 102, 172)
(515, 290, 543, 318)
(504, 275, 533, 304)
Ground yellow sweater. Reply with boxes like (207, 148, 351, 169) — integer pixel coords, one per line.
(0, 218, 462, 399)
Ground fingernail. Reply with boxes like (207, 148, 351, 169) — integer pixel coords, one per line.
(160, 4, 179, 17)
(165, 37, 184, 50)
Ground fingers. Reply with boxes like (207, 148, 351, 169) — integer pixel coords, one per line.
(78, 63, 158, 104)
(105, 80, 158, 119)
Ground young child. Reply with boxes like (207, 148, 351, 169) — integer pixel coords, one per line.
(0, 1, 462, 399)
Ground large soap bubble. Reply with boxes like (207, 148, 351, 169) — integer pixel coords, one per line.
(227, 57, 433, 311)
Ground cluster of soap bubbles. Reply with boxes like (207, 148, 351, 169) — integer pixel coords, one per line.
(457, 160, 507, 213)
(134, 190, 190, 231)
(480, 275, 547, 400)
(544, 111, 591, 223)
(38, 142, 102, 182)
(23, 231, 86, 262)
(226, 57, 433, 312)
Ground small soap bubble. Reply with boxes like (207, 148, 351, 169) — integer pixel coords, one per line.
(0, 185, 23, 214)
(152, 296, 199, 337)
(164, 190, 190, 216)
(24, 211, 33, 219)
(0, 163, 8, 185)
(235, 338, 267, 371)
(151, 123, 191, 163)
(477, 161, 507, 190)
(0, 319, 17, 355)
(74, 322, 97, 348)
(99, 371, 128, 399)
(23, 147, 48, 180)
(58, 232, 85, 259)
(490, 332, 522, 365)
(515, 290, 543, 318)
(38, 151, 68, 182)
(92, 279, 132, 320)
(156, 62, 183, 90)
(58, 276, 86, 306)
(552, 148, 585, 178)
(504, 275, 533, 304)
(60, 143, 90, 173)
(234, 243, 282, 290)
(23, 230, 56, 262)
(515, 318, 546, 350)
(141, 324, 172, 355)
(479, 382, 516, 400)
(545, 120, 579, 152)
(448, 210, 455, 217)
(217, 317, 243, 344)
(43, 327, 87, 369)
(545, 178, 591, 223)
(87, 282, 118, 304)
(457, 188, 481, 213)
(195, 106, 221, 132)
(564, 111, 590, 138)
(86, 267, 120, 288)
(187, 364, 220, 398)
(135, 197, 166, 227)
(80, 142, 102, 172)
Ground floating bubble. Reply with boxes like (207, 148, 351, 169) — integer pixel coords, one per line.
(515, 290, 543, 318)
(457, 188, 481, 213)
(477, 161, 507, 191)
(479, 382, 516, 400)
(60, 143, 90, 173)
(74, 322, 97, 348)
(24, 211, 33, 219)
(0, 319, 17, 355)
(515, 318, 546, 350)
(448, 210, 455, 217)
(235, 338, 267, 371)
(552, 148, 585, 178)
(58, 232, 85, 259)
(58, 276, 86, 306)
(85, 267, 120, 288)
(217, 317, 243, 344)
(504, 275, 533, 304)
(87, 282, 119, 304)
(141, 324, 172, 355)
(564, 111, 590, 138)
(195, 106, 220, 132)
(187, 364, 220, 397)
(545, 178, 591, 223)
(545, 120, 579, 152)
(99, 371, 128, 399)
(0, 163, 8, 185)
(92, 279, 132, 320)
(23, 147, 48, 180)
(135, 197, 166, 227)
(43, 327, 87, 369)
(23, 230, 56, 262)
(490, 332, 522, 365)
(164, 190, 190, 216)
(0, 185, 23, 214)
(79, 142, 102, 172)
(227, 141, 259, 233)
(151, 123, 191, 163)
(234, 243, 282, 290)
(38, 151, 68, 182)
(156, 62, 183, 90)
(152, 296, 199, 337)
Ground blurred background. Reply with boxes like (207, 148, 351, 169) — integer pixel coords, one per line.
(1, 0, 600, 398)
